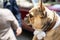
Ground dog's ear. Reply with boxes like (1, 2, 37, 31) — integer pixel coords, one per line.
(38, 0, 45, 11)
(38, 0, 46, 17)
(40, 4, 45, 12)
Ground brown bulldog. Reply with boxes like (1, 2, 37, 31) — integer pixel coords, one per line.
(25, 0, 60, 40)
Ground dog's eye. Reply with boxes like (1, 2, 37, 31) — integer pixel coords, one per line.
(29, 14, 33, 18)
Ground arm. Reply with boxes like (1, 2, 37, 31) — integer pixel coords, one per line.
(11, 13, 22, 36)
(8, 10, 22, 36)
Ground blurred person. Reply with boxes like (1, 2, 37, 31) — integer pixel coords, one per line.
(3, 0, 22, 27)
(0, 8, 22, 40)
(3, 0, 34, 32)
(3, 0, 22, 34)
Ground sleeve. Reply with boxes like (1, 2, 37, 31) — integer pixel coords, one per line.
(12, 16, 21, 30)
(11, 17, 20, 30)
(7, 9, 20, 30)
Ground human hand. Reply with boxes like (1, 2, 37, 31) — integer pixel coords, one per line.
(16, 27, 22, 36)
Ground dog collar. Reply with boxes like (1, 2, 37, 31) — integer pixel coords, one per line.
(42, 12, 57, 33)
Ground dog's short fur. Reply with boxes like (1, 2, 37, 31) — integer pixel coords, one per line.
(25, 3, 60, 40)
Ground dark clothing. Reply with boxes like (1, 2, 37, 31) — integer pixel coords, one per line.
(3, 0, 22, 27)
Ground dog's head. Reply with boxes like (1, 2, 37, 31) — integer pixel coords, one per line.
(25, 1, 55, 30)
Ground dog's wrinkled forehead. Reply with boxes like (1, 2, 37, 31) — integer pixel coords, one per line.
(29, 6, 38, 16)
(29, 5, 47, 18)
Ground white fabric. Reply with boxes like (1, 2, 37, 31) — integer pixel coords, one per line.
(0, 28, 17, 40)
(16, 0, 20, 5)
(17, 0, 33, 8)
(34, 30, 40, 35)
(0, 0, 3, 8)
(34, 30, 46, 40)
